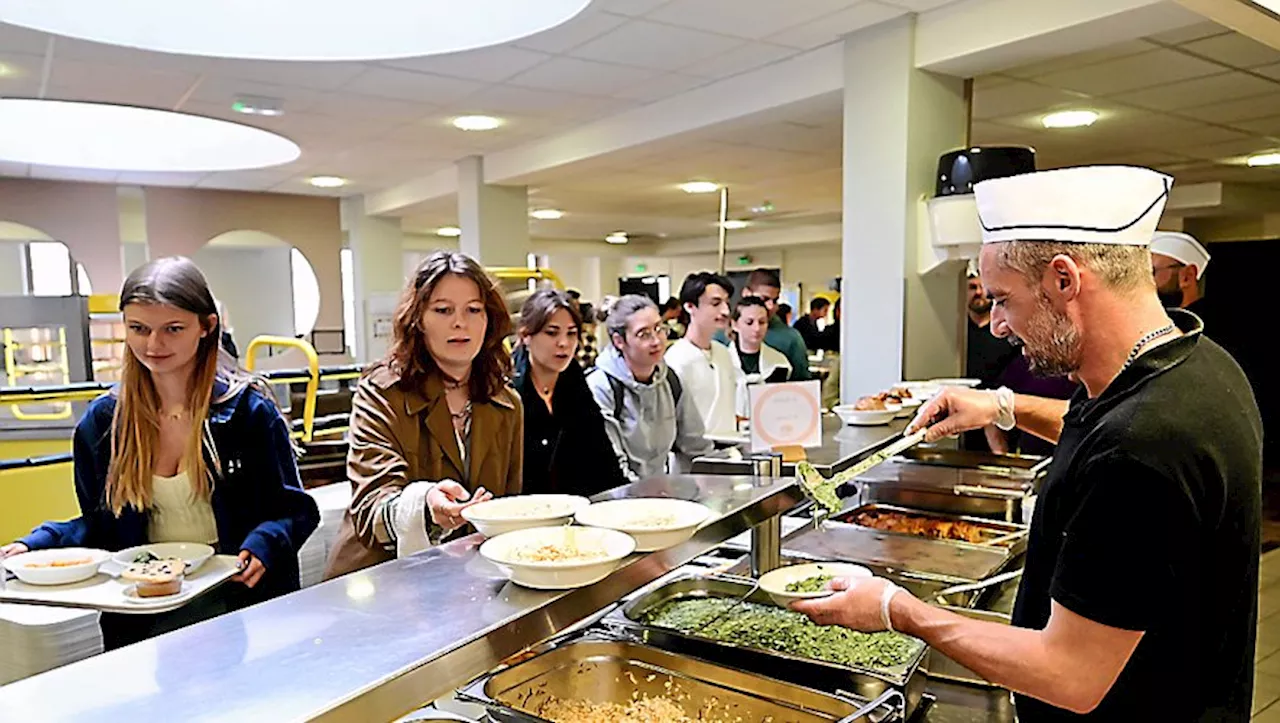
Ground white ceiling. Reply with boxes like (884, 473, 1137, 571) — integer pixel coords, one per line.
(0, 0, 936, 198)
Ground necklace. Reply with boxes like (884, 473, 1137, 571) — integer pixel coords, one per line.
(162, 408, 187, 422)
(1121, 323, 1177, 373)
(449, 400, 473, 421)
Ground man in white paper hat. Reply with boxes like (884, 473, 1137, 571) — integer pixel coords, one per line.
(1150, 231, 1210, 313)
(794, 166, 1261, 722)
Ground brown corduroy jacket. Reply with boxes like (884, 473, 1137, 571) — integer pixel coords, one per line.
(323, 362, 523, 579)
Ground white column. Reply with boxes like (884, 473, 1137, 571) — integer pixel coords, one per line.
(341, 197, 404, 363)
(841, 15, 967, 402)
(456, 155, 530, 268)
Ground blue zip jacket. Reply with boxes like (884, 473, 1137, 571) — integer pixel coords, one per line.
(19, 380, 319, 600)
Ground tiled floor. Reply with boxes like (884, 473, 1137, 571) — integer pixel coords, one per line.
(1254, 550, 1280, 719)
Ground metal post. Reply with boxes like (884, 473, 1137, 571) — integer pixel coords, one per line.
(748, 453, 784, 576)
(716, 186, 729, 275)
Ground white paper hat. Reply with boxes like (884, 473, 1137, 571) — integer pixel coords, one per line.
(975, 166, 1173, 246)
(1150, 231, 1210, 278)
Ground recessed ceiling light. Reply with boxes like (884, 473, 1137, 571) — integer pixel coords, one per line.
(0, 1, 593, 61)
(452, 115, 503, 131)
(232, 95, 284, 117)
(605, 232, 628, 245)
(530, 209, 564, 220)
(308, 175, 347, 188)
(679, 181, 720, 194)
(437, 226, 462, 237)
(0, 63, 18, 78)
(1041, 110, 1099, 129)
(719, 220, 750, 230)
(0, 98, 299, 172)
(1246, 152, 1280, 167)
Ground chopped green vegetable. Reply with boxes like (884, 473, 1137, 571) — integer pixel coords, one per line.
(640, 597, 921, 670)
(132, 551, 159, 564)
(796, 461, 842, 517)
(784, 574, 835, 593)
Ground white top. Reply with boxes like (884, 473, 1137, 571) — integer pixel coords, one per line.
(727, 342, 793, 420)
(664, 337, 738, 435)
(149, 471, 218, 545)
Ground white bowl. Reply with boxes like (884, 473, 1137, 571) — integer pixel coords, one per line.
(479, 526, 636, 590)
(833, 405, 900, 426)
(3, 548, 111, 586)
(574, 498, 714, 552)
(930, 378, 981, 388)
(112, 542, 215, 573)
(897, 381, 942, 399)
(758, 562, 873, 607)
(461, 494, 591, 538)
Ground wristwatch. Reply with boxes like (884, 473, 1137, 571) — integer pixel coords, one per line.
(993, 387, 1016, 431)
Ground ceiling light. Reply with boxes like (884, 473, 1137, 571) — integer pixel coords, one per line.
(719, 220, 750, 230)
(605, 232, 628, 245)
(452, 115, 503, 131)
(437, 226, 462, 237)
(1041, 110, 1099, 129)
(1246, 152, 1280, 167)
(0, 63, 18, 78)
(530, 209, 564, 220)
(679, 181, 720, 194)
(0, 98, 299, 172)
(0, 1, 593, 61)
(308, 175, 348, 188)
(232, 95, 284, 117)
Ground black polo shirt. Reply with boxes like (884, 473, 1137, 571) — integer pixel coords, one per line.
(1012, 310, 1262, 722)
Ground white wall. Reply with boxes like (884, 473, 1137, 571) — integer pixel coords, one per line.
(0, 241, 25, 295)
(617, 242, 841, 307)
(190, 246, 295, 352)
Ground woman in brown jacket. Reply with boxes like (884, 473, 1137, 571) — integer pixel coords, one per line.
(324, 252, 523, 579)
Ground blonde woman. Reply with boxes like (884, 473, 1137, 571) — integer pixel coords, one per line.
(2, 258, 318, 641)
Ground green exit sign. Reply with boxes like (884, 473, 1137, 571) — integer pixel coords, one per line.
(636, 263, 647, 273)
(737, 255, 752, 265)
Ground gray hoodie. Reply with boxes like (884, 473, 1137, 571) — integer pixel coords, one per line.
(587, 345, 714, 481)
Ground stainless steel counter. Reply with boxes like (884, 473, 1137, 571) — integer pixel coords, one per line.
(692, 415, 909, 477)
(0, 474, 803, 723)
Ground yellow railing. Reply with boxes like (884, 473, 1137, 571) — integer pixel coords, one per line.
(487, 266, 565, 290)
(245, 336, 320, 444)
(4, 327, 73, 421)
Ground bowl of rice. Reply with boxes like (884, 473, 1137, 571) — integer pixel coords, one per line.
(479, 525, 636, 590)
(574, 498, 714, 552)
(462, 494, 591, 538)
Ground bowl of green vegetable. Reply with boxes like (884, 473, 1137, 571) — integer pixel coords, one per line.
(758, 562, 872, 607)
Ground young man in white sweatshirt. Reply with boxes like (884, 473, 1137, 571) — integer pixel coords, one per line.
(664, 272, 738, 435)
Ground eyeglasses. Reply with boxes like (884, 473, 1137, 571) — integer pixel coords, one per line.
(631, 324, 669, 343)
(1152, 262, 1185, 275)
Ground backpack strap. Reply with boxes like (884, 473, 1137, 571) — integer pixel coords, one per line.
(666, 367, 683, 409)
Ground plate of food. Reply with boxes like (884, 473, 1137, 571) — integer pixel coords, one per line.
(461, 494, 591, 538)
(479, 526, 635, 590)
(575, 498, 714, 552)
(757, 562, 873, 607)
(111, 542, 214, 574)
(1, 548, 111, 586)
(833, 396, 901, 426)
(121, 557, 187, 601)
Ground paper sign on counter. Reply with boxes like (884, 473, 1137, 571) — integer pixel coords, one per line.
(749, 380, 822, 453)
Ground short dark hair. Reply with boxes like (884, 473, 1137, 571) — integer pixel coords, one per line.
(660, 297, 681, 313)
(678, 272, 733, 308)
(809, 297, 830, 313)
(746, 268, 781, 291)
(565, 289, 581, 301)
(733, 295, 769, 321)
(777, 302, 792, 317)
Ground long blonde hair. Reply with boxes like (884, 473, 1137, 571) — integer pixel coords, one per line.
(107, 257, 229, 516)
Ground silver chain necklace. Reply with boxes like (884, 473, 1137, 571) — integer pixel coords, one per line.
(1121, 323, 1177, 373)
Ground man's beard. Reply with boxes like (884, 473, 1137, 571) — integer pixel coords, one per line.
(1006, 290, 1082, 377)
(1155, 279, 1184, 309)
(968, 297, 992, 315)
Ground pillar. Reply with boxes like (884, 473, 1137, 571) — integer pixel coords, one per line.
(840, 15, 968, 402)
(341, 197, 404, 363)
(456, 155, 530, 268)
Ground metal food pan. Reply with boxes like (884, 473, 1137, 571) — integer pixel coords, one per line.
(608, 574, 928, 716)
(461, 636, 901, 723)
(835, 503, 1028, 557)
(893, 448, 1051, 477)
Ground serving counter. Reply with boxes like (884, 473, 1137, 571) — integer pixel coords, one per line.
(0, 474, 804, 723)
(692, 415, 910, 477)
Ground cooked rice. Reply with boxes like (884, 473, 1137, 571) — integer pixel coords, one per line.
(510, 542, 608, 563)
(537, 696, 693, 723)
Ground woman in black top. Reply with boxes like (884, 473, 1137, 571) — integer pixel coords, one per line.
(513, 289, 629, 497)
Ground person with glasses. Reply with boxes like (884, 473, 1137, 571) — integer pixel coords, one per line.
(587, 295, 713, 481)
(1150, 232, 1210, 316)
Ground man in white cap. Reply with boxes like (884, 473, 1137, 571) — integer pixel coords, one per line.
(794, 166, 1262, 721)
(1150, 231, 1211, 314)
